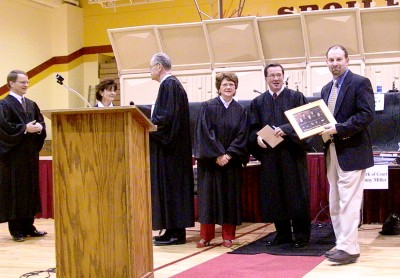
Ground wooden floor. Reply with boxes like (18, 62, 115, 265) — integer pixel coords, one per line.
(0, 219, 399, 277)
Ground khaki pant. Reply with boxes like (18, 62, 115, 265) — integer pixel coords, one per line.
(327, 144, 365, 255)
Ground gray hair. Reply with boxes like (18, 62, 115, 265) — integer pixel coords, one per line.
(151, 52, 172, 70)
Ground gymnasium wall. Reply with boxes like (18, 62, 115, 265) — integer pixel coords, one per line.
(0, 0, 398, 139)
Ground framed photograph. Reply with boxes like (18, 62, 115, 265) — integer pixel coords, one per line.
(284, 99, 337, 140)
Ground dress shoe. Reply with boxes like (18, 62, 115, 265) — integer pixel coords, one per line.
(154, 228, 185, 242)
(12, 234, 25, 242)
(153, 232, 170, 242)
(327, 250, 360, 265)
(222, 240, 233, 248)
(196, 239, 211, 248)
(291, 238, 308, 248)
(153, 237, 186, 246)
(26, 229, 47, 237)
(324, 249, 337, 257)
(265, 236, 292, 246)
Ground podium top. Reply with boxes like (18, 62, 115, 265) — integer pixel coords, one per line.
(42, 106, 156, 131)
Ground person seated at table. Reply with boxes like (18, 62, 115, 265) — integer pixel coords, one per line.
(95, 78, 117, 107)
(193, 72, 248, 248)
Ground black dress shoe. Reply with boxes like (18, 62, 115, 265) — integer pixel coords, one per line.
(324, 249, 337, 257)
(327, 250, 360, 264)
(12, 234, 25, 242)
(153, 228, 183, 241)
(153, 237, 186, 246)
(26, 229, 47, 237)
(291, 238, 308, 248)
(153, 233, 170, 241)
(265, 236, 292, 246)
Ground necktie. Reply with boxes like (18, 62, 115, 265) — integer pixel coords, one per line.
(21, 97, 27, 112)
(273, 93, 277, 99)
(323, 80, 338, 143)
(327, 80, 338, 113)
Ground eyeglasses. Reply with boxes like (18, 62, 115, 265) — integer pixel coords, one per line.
(149, 63, 160, 70)
(221, 83, 236, 88)
(267, 74, 283, 79)
(16, 81, 30, 85)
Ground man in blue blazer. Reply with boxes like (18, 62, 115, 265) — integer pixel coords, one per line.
(320, 45, 375, 265)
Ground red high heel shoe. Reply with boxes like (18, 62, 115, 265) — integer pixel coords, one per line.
(222, 240, 233, 248)
(196, 239, 211, 248)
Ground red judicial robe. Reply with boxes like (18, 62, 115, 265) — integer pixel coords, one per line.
(194, 97, 248, 225)
(150, 76, 194, 230)
(0, 95, 46, 223)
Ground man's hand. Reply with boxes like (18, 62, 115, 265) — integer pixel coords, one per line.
(320, 124, 337, 136)
(26, 120, 43, 134)
(320, 124, 337, 142)
(273, 126, 286, 137)
(257, 135, 267, 148)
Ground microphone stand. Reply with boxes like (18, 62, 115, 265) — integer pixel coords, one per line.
(390, 77, 399, 92)
(56, 74, 92, 107)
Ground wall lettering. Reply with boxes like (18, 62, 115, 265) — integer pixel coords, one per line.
(278, 0, 398, 15)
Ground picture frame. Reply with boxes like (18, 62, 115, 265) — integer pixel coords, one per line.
(284, 99, 337, 140)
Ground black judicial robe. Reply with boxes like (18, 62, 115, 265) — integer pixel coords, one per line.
(194, 98, 248, 225)
(0, 95, 46, 223)
(150, 76, 194, 230)
(248, 88, 311, 223)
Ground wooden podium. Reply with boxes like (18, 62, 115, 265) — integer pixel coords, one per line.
(44, 107, 156, 278)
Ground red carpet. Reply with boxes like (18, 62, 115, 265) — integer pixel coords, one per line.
(172, 253, 325, 277)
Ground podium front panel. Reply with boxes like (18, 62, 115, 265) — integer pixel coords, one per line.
(49, 108, 153, 277)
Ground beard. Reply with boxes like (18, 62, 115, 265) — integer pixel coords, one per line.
(330, 66, 345, 76)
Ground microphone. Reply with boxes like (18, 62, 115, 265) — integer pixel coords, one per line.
(55, 74, 92, 107)
(391, 76, 399, 92)
(295, 81, 301, 92)
(285, 76, 289, 87)
(253, 89, 262, 95)
(56, 74, 64, 85)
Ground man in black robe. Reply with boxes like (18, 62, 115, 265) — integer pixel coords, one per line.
(149, 53, 194, 246)
(248, 64, 312, 248)
(0, 70, 47, 242)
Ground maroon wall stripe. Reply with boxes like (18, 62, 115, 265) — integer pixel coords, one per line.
(0, 45, 113, 96)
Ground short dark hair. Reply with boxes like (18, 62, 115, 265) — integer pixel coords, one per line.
(7, 70, 27, 89)
(95, 78, 117, 101)
(215, 72, 239, 94)
(326, 45, 349, 58)
(264, 64, 284, 77)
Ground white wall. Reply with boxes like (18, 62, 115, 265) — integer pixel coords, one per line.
(121, 61, 400, 106)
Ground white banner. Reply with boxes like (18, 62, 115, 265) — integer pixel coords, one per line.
(364, 165, 389, 190)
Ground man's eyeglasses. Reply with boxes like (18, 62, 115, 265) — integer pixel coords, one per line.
(16, 81, 30, 85)
(267, 74, 283, 79)
(149, 63, 160, 70)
